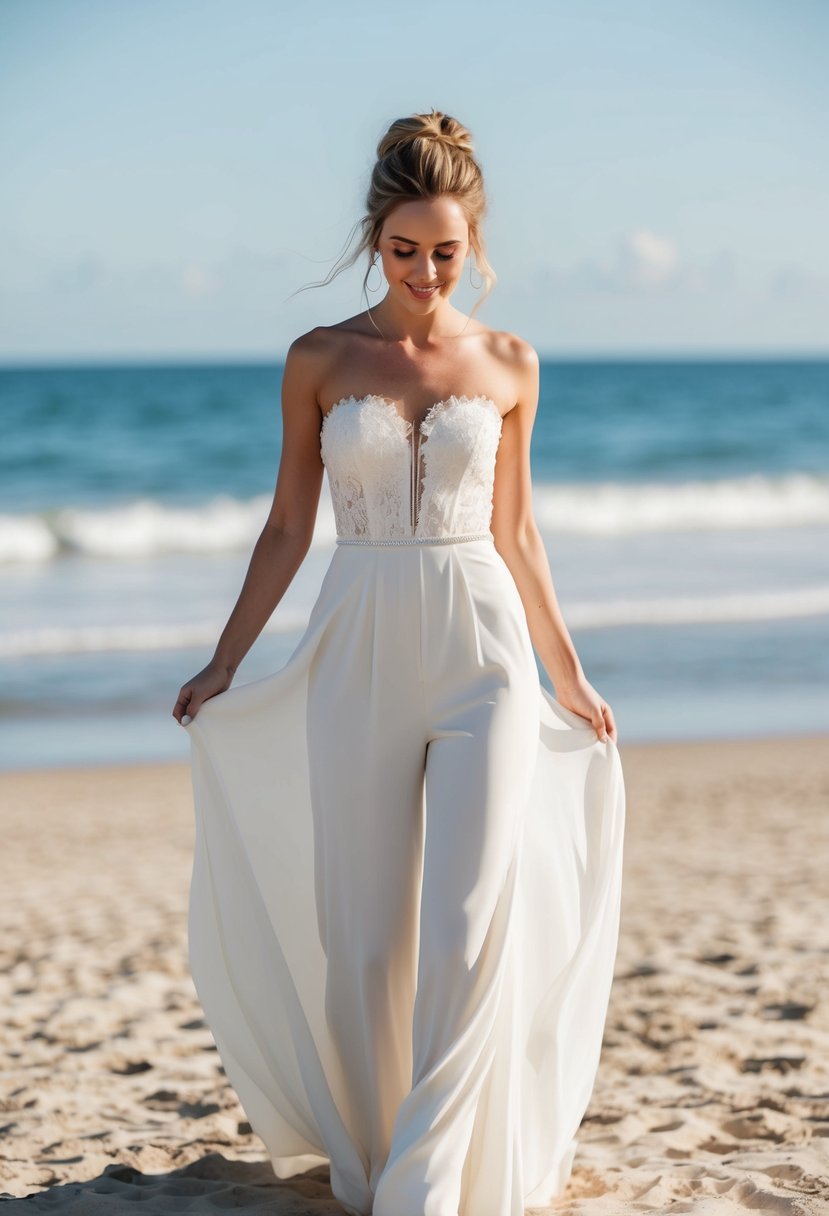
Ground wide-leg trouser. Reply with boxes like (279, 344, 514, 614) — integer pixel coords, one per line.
(306, 535, 540, 1216)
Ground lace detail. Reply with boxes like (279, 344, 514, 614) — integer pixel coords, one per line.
(320, 396, 410, 539)
(417, 397, 502, 538)
(320, 394, 503, 541)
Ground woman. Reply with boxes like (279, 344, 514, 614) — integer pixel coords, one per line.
(173, 109, 625, 1216)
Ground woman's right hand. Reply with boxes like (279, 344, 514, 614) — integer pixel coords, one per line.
(172, 658, 235, 725)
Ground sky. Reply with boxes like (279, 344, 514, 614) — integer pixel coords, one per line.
(1, 0, 827, 362)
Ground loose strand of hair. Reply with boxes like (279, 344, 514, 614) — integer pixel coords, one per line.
(285, 217, 369, 302)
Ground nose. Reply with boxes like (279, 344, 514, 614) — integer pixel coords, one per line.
(412, 254, 441, 282)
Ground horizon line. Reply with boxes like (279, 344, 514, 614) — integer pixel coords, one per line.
(2, 349, 829, 370)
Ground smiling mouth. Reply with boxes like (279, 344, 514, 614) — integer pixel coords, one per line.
(405, 282, 442, 299)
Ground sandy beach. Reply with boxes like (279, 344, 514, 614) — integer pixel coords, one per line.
(1, 735, 827, 1214)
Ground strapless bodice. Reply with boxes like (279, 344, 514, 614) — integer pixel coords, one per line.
(319, 393, 503, 541)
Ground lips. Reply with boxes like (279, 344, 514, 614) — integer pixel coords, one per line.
(405, 282, 442, 300)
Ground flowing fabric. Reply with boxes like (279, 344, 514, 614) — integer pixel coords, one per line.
(183, 394, 625, 1216)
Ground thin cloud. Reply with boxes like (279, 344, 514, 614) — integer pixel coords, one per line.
(621, 228, 680, 288)
(768, 264, 829, 301)
(536, 228, 682, 295)
(181, 263, 218, 299)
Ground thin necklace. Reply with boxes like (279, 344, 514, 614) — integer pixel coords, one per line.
(366, 302, 472, 341)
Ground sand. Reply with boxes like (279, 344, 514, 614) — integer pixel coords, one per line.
(0, 735, 827, 1214)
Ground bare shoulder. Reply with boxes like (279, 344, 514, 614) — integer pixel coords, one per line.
(283, 324, 356, 407)
(477, 326, 540, 416)
(491, 329, 539, 374)
(287, 315, 372, 363)
(285, 324, 340, 368)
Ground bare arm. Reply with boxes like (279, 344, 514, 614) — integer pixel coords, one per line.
(172, 333, 325, 722)
(490, 341, 617, 743)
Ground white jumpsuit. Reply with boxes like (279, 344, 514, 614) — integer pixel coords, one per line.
(182, 392, 626, 1216)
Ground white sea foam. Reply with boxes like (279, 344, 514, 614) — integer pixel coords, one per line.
(1, 473, 827, 565)
(0, 610, 310, 658)
(3, 588, 827, 658)
(564, 586, 829, 629)
(531, 473, 829, 534)
(0, 513, 61, 563)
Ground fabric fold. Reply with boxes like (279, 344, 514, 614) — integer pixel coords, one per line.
(183, 541, 625, 1215)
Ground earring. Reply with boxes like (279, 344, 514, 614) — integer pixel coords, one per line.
(366, 252, 383, 292)
(468, 256, 483, 289)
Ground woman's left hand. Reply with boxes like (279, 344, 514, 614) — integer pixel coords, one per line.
(555, 674, 618, 743)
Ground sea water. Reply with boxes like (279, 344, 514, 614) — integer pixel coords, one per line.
(1, 358, 827, 769)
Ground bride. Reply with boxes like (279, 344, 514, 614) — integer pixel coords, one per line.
(173, 108, 624, 1216)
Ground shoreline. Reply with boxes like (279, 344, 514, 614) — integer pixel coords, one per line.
(1, 734, 827, 1212)
(2, 727, 828, 780)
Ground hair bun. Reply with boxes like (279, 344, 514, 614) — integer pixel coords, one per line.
(294, 106, 495, 309)
(377, 108, 476, 161)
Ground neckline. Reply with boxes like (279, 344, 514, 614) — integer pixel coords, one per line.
(321, 392, 503, 435)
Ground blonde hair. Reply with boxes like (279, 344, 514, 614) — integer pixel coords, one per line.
(298, 108, 496, 315)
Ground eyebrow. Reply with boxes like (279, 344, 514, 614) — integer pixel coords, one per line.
(388, 235, 463, 247)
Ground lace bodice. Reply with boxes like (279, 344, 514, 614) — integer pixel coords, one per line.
(320, 394, 503, 540)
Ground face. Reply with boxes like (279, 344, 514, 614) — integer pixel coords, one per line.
(375, 196, 471, 311)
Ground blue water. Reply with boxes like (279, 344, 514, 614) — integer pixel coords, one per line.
(1, 358, 828, 769)
(4, 360, 829, 512)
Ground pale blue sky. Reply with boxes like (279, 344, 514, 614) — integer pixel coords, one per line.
(1, 0, 827, 361)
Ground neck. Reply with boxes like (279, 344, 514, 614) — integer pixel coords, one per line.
(369, 292, 466, 345)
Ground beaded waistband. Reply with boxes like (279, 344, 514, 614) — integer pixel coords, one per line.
(336, 531, 493, 547)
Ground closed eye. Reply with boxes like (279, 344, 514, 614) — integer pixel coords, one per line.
(392, 250, 455, 261)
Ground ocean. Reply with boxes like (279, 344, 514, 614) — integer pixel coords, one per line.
(1, 358, 827, 770)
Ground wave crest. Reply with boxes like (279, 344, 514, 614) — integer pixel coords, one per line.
(1, 473, 828, 565)
(3, 587, 827, 658)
